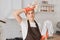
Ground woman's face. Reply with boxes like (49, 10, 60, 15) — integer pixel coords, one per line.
(26, 10, 35, 20)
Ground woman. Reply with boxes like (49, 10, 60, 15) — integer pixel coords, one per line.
(13, 3, 41, 40)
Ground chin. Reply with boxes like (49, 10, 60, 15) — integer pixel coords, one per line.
(30, 18, 34, 20)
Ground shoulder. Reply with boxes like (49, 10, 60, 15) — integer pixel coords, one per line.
(38, 22, 41, 26)
(35, 20, 41, 27)
(20, 19, 27, 26)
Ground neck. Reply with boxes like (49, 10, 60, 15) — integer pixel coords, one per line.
(29, 19, 34, 22)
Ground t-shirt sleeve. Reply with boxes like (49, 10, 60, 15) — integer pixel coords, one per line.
(20, 19, 26, 26)
(38, 23, 42, 32)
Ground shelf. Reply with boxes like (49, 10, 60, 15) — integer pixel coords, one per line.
(41, 4, 54, 7)
(40, 0, 54, 13)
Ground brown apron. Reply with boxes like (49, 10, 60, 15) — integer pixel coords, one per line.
(25, 20, 41, 40)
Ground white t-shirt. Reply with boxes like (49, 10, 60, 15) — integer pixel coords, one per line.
(20, 19, 41, 40)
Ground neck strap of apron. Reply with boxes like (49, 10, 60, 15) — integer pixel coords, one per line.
(27, 20, 40, 33)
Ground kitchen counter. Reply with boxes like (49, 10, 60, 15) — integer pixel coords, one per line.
(0, 19, 22, 40)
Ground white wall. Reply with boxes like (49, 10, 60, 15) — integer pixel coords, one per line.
(0, 0, 12, 19)
(0, 0, 22, 19)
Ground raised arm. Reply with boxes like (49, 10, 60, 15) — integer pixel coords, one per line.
(30, 0, 39, 11)
(13, 9, 25, 24)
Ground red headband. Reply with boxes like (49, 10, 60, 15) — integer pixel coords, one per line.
(24, 6, 35, 14)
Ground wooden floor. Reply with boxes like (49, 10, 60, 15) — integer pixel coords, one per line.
(48, 34, 60, 40)
(0, 34, 60, 40)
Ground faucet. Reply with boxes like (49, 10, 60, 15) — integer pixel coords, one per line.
(0, 20, 6, 23)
